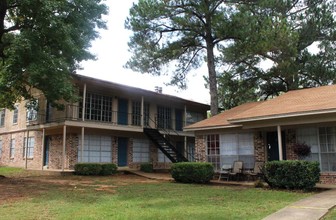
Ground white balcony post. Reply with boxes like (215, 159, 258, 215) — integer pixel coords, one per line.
(82, 83, 87, 121)
(62, 125, 67, 171)
(277, 125, 283, 161)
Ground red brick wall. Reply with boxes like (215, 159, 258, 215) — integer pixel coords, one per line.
(254, 132, 266, 162)
(0, 131, 42, 170)
(285, 129, 298, 160)
(194, 135, 206, 162)
(320, 173, 336, 184)
(47, 134, 78, 170)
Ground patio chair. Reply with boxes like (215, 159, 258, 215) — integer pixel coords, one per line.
(218, 164, 232, 181)
(228, 161, 243, 181)
(245, 161, 264, 181)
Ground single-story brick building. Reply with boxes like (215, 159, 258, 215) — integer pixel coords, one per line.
(184, 85, 336, 184)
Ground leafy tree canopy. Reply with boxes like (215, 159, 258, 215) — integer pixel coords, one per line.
(125, 0, 238, 116)
(0, 0, 108, 109)
(220, 0, 336, 108)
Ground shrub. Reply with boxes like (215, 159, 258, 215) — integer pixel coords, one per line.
(74, 163, 102, 175)
(262, 160, 320, 191)
(140, 163, 154, 173)
(171, 162, 214, 184)
(101, 163, 118, 176)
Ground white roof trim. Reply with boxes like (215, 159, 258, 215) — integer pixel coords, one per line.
(229, 109, 336, 123)
(183, 124, 242, 132)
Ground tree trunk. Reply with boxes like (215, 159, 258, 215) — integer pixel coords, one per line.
(206, 41, 219, 116)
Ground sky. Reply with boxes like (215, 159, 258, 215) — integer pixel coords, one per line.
(77, 1, 210, 105)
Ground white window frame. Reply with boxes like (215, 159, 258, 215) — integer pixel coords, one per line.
(23, 137, 35, 158)
(10, 139, 15, 158)
(0, 109, 5, 127)
(13, 105, 19, 124)
(132, 139, 150, 163)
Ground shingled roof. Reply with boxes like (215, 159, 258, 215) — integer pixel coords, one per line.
(184, 85, 336, 131)
(229, 85, 336, 123)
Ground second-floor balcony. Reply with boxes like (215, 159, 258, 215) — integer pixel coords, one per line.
(27, 104, 203, 132)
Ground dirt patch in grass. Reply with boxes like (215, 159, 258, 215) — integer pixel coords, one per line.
(0, 173, 159, 205)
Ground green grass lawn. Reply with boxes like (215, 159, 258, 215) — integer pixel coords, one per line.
(323, 207, 336, 220)
(0, 167, 313, 220)
(0, 166, 25, 176)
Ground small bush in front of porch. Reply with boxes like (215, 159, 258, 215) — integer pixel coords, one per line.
(101, 163, 118, 175)
(262, 160, 320, 191)
(171, 162, 214, 184)
(140, 163, 154, 173)
(74, 163, 102, 175)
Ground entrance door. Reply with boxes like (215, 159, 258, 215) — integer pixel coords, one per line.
(43, 136, 50, 166)
(118, 138, 128, 166)
(118, 99, 128, 125)
(266, 131, 286, 161)
(175, 109, 183, 131)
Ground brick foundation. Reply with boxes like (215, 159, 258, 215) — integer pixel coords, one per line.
(320, 173, 336, 184)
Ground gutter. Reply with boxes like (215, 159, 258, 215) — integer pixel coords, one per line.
(228, 108, 336, 124)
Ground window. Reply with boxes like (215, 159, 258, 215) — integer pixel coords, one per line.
(23, 137, 35, 158)
(207, 134, 220, 170)
(157, 106, 171, 129)
(79, 92, 113, 122)
(78, 135, 112, 163)
(187, 142, 195, 161)
(143, 102, 150, 126)
(0, 109, 5, 126)
(10, 139, 15, 158)
(13, 105, 18, 124)
(133, 139, 150, 162)
(207, 133, 254, 171)
(319, 127, 336, 171)
(26, 100, 38, 121)
(131, 101, 150, 126)
(297, 126, 336, 172)
(132, 101, 141, 126)
(186, 112, 205, 126)
(158, 149, 172, 163)
(297, 127, 319, 162)
(0, 140, 2, 158)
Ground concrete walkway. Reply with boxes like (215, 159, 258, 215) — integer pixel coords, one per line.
(263, 188, 336, 220)
(127, 170, 336, 220)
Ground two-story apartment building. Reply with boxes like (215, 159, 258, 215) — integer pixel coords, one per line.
(0, 74, 209, 171)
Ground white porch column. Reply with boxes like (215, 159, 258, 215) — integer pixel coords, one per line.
(184, 105, 187, 158)
(41, 128, 45, 170)
(141, 96, 144, 127)
(277, 125, 283, 161)
(82, 83, 87, 121)
(62, 125, 67, 171)
(81, 127, 85, 162)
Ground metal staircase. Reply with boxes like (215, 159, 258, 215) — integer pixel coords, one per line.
(143, 128, 188, 163)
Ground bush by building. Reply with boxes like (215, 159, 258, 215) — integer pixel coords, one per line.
(171, 162, 214, 184)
